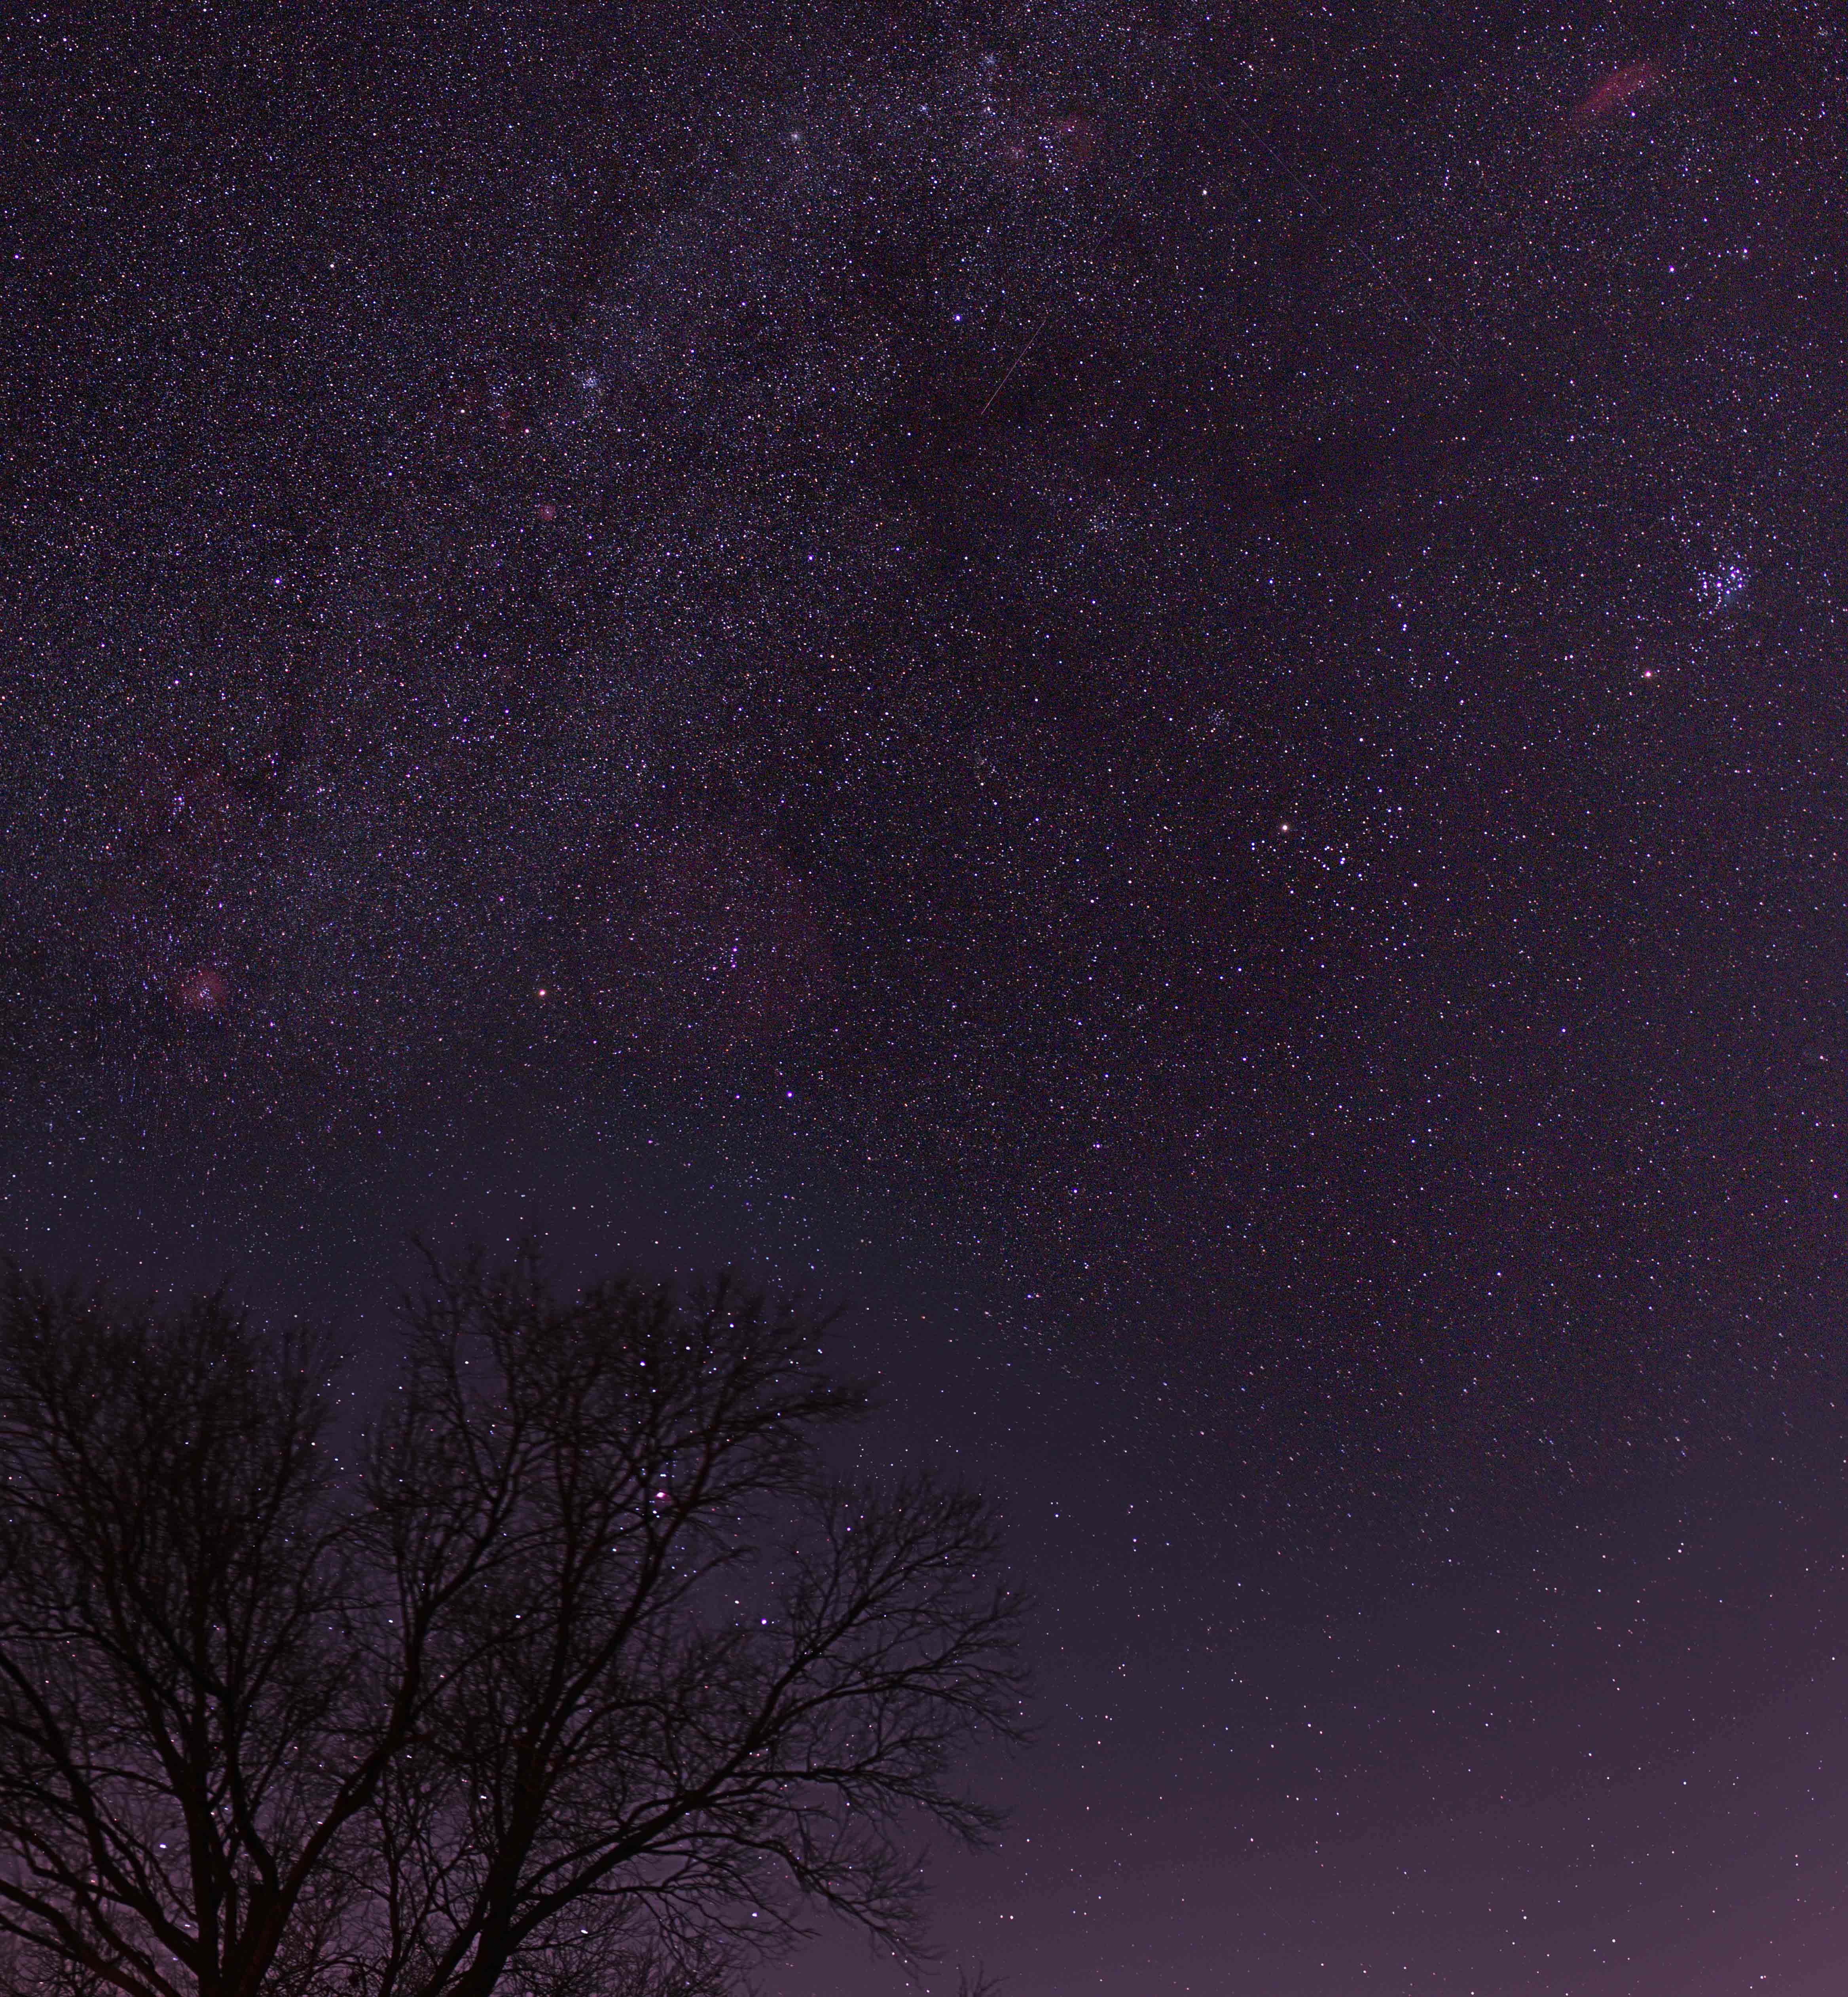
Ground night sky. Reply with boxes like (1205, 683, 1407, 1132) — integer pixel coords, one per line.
(9, 1, 1848, 1990)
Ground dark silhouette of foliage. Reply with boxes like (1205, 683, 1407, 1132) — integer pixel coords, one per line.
(0, 1253, 1027, 1997)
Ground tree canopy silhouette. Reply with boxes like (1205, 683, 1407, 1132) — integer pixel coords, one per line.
(0, 1252, 1027, 1997)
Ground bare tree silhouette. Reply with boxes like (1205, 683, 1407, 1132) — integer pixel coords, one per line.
(0, 1252, 1027, 1997)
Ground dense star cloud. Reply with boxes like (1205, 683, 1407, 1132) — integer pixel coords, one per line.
(8, 2, 1848, 1991)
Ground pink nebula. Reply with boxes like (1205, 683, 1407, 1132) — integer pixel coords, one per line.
(1566, 58, 1661, 131)
(173, 967, 229, 1018)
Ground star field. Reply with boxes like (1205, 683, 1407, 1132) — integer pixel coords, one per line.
(9, 3, 1848, 1991)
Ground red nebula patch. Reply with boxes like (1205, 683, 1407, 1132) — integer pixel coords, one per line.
(1566, 59, 1661, 131)
(173, 966, 229, 1017)
(995, 101, 1098, 182)
(1045, 110, 1096, 167)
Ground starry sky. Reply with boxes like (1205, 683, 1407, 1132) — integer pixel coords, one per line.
(9, 0, 1848, 1990)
